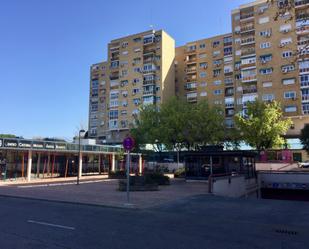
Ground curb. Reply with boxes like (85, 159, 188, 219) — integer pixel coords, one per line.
(0, 194, 140, 211)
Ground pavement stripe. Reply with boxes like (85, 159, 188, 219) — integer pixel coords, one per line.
(27, 220, 75, 230)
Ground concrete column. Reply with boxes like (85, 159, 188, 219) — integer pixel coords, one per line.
(138, 154, 143, 175)
(78, 152, 83, 180)
(111, 153, 116, 172)
(27, 150, 32, 182)
(36, 153, 41, 178)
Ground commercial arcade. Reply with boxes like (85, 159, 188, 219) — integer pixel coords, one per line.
(0, 138, 143, 182)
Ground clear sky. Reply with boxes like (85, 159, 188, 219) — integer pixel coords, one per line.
(0, 0, 249, 141)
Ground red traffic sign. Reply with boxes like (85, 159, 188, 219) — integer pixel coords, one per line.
(123, 136, 135, 151)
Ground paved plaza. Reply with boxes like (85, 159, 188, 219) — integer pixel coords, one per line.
(0, 178, 209, 208)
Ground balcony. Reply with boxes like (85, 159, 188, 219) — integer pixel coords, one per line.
(295, 0, 309, 8)
(301, 80, 309, 88)
(240, 25, 255, 34)
(186, 67, 197, 73)
(241, 76, 257, 83)
(143, 79, 156, 85)
(241, 37, 255, 46)
(143, 90, 156, 95)
(300, 68, 309, 74)
(225, 103, 234, 108)
(143, 49, 156, 56)
(302, 94, 309, 102)
(241, 48, 256, 57)
(240, 13, 254, 21)
(243, 87, 257, 94)
(185, 82, 197, 90)
(143, 36, 155, 45)
(110, 74, 119, 81)
(296, 21, 309, 34)
(225, 89, 234, 97)
(186, 92, 198, 102)
(224, 78, 233, 85)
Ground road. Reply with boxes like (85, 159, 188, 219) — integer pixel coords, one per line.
(0, 195, 308, 249)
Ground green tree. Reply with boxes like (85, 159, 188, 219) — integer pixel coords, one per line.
(0, 134, 17, 138)
(235, 101, 292, 151)
(300, 124, 309, 154)
(130, 105, 164, 152)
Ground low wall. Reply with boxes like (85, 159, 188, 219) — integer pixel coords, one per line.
(212, 176, 246, 198)
(256, 163, 299, 171)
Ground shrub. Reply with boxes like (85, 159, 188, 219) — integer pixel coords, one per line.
(145, 172, 170, 185)
(109, 170, 126, 179)
(174, 167, 185, 178)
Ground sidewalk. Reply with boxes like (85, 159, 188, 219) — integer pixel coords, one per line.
(0, 178, 209, 209)
(0, 174, 109, 186)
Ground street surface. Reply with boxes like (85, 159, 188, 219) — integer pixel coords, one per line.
(0, 194, 308, 249)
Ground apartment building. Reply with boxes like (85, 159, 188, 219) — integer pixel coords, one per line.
(175, 34, 235, 128)
(89, 30, 175, 143)
(231, 0, 309, 136)
(89, 0, 309, 144)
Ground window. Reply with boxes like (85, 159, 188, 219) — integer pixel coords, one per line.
(133, 78, 140, 84)
(260, 54, 272, 63)
(199, 53, 207, 59)
(199, 62, 208, 69)
(122, 41, 128, 48)
(235, 50, 241, 56)
(132, 88, 140, 95)
(280, 24, 292, 33)
(281, 64, 295, 73)
(133, 37, 141, 43)
(121, 110, 127, 115)
(109, 100, 119, 108)
(200, 92, 207, 97)
(259, 17, 269, 24)
(134, 67, 141, 73)
(260, 42, 271, 49)
(299, 60, 309, 73)
(122, 100, 128, 107)
(241, 56, 256, 65)
(224, 47, 233, 56)
(259, 68, 273, 75)
(280, 37, 292, 46)
(235, 38, 241, 45)
(212, 40, 220, 47)
(262, 94, 274, 102)
(109, 120, 118, 129)
(109, 110, 118, 120)
(199, 43, 206, 49)
(263, 81, 272, 88)
(122, 51, 128, 55)
(213, 51, 220, 57)
(285, 106, 297, 113)
(258, 4, 269, 13)
(282, 51, 293, 58)
(200, 82, 207, 87)
(200, 72, 207, 78)
(213, 89, 222, 95)
(187, 44, 196, 52)
(284, 91, 296, 99)
(213, 80, 222, 85)
(259, 29, 272, 37)
(300, 75, 309, 87)
(134, 47, 141, 53)
(282, 78, 296, 85)
(121, 70, 128, 76)
(133, 98, 141, 105)
(213, 69, 221, 77)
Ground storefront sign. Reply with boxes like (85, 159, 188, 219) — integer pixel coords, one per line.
(32, 142, 44, 149)
(18, 141, 32, 148)
(45, 143, 55, 149)
(4, 140, 18, 148)
(55, 144, 66, 150)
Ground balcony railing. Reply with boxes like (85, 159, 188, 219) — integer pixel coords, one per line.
(241, 76, 257, 83)
(243, 88, 257, 94)
(143, 90, 156, 95)
(241, 38, 255, 46)
(240, 26, 255, 33)
(302, 95, 309, 102)
(143, 80, 156, 85)
(295, 0, 309, 7)
(240, 13, 254, 21)
(241, 49, 256, 56)
(186, 67, 197, 73)
(225, 103, 234, 108)
(185, 83, 197, 90)
(301, 81, 309, 88)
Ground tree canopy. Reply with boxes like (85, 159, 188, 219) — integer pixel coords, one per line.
(235, 101, 292, 151)
(130, 98, 226, 151)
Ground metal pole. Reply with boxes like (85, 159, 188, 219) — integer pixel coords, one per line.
(210, 156, 213, 175)
(126, 151, 130, 204)
(77, 132, 81, 185)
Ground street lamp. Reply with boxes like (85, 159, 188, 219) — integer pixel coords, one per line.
(77, 129, 86, 185)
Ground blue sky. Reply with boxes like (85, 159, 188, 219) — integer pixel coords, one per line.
(0, 0, 249, 140)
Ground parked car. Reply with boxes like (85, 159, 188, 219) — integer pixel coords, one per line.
(298, 161, 309, 168)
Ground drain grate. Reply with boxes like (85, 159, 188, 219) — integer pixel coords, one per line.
(275, 229, 298, 236)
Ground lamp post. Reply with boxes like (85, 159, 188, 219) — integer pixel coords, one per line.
(77, 129, 86, 185)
